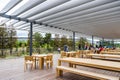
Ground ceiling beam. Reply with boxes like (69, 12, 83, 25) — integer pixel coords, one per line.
(0, 13, 73, 32)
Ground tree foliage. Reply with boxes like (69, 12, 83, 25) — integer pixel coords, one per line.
(0, 27, 8, 56)
(78, 37, 88, 50)
(33, 32, 43, 47)
(44, 33, 51, 44)
(33, 32, 43, 53)
(0, 25, 17, 56)
(53, 34, 60, 50)
(8, 28, 17, 54)
(60, 35, 68, 50)
(67, 37, 73, 51)
(43, 33, 52, 52)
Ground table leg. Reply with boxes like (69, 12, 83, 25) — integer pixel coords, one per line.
(58, 60, 61, 66)
(39, 57, 44, 69)
(56, 68, 63, 77)
(35, 58, 36, 69)
(90, 55, 92, 59)
(69, 63, 71, 67)
(69, 63, 73, 67)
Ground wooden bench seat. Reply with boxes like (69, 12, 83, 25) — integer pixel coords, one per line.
(56, 66, 119, 80)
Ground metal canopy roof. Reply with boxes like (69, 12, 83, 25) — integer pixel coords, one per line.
(0, 0, 120, 39)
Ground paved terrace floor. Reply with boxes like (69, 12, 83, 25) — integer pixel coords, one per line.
(0, 54, 120, 80)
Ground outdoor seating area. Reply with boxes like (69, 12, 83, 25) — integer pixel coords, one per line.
(0, 54, 120, 80)
(23, 50, 120, 80)
(0, 0, 120, 80)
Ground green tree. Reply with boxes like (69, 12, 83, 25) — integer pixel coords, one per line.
(60, 35, 68, 50)
(0, 25, 17, 56)
(44, 33, 52, 51)
(33, 32, 43, 54)
(7, 27, 17, 55)
(54, 34, 60, 50)
(78, 37, 88, 50)
(0, 26, 8, 56)
(15, 40, 19, 52)
(26, 32, 30, 52)
(44, 33, 51, 44)
(68, 37, 73, 51)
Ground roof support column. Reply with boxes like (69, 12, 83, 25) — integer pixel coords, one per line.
(29, 22, 33, 56)
(73, 32, 75, 51)
(102, 37, 104, 46)
(92, 35, 94, 46)
(112, 39, 114, 47)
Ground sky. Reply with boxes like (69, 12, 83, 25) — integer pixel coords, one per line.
(16, 30, 28, 37)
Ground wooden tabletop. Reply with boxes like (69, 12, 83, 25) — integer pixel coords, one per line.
(87, 54, 120, 58)
(32, 54, 47, 57)
(58, 58, 120, 71)
(101, 51, 120, 54)
(66, 51, 76, 54)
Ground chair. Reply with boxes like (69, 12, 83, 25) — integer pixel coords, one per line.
(24, 56, 35, 71)
(45, 54, 53, 69)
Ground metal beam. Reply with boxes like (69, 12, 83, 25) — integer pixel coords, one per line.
(0, 13, 73, 32)
(0, 14, 36, 23)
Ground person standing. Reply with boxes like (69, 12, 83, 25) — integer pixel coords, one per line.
(58, 47, 61, 53)
(64, 45, 68, 52)
(78, 44, 81, 50)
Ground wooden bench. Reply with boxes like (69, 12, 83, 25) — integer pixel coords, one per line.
(56, 66, 120, 80)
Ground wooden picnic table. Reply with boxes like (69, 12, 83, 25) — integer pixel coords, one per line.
(101, 51, 120, 55)
(58, 57, 120, 71)
(87, 54, 120, 59)
(32, 54, 47, 69)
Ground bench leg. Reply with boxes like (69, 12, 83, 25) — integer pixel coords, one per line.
(69, 63, 74, 67)
(69, 63, 76, 68)
(56, 69, 63, 77)
(73, 64, 76, 68)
